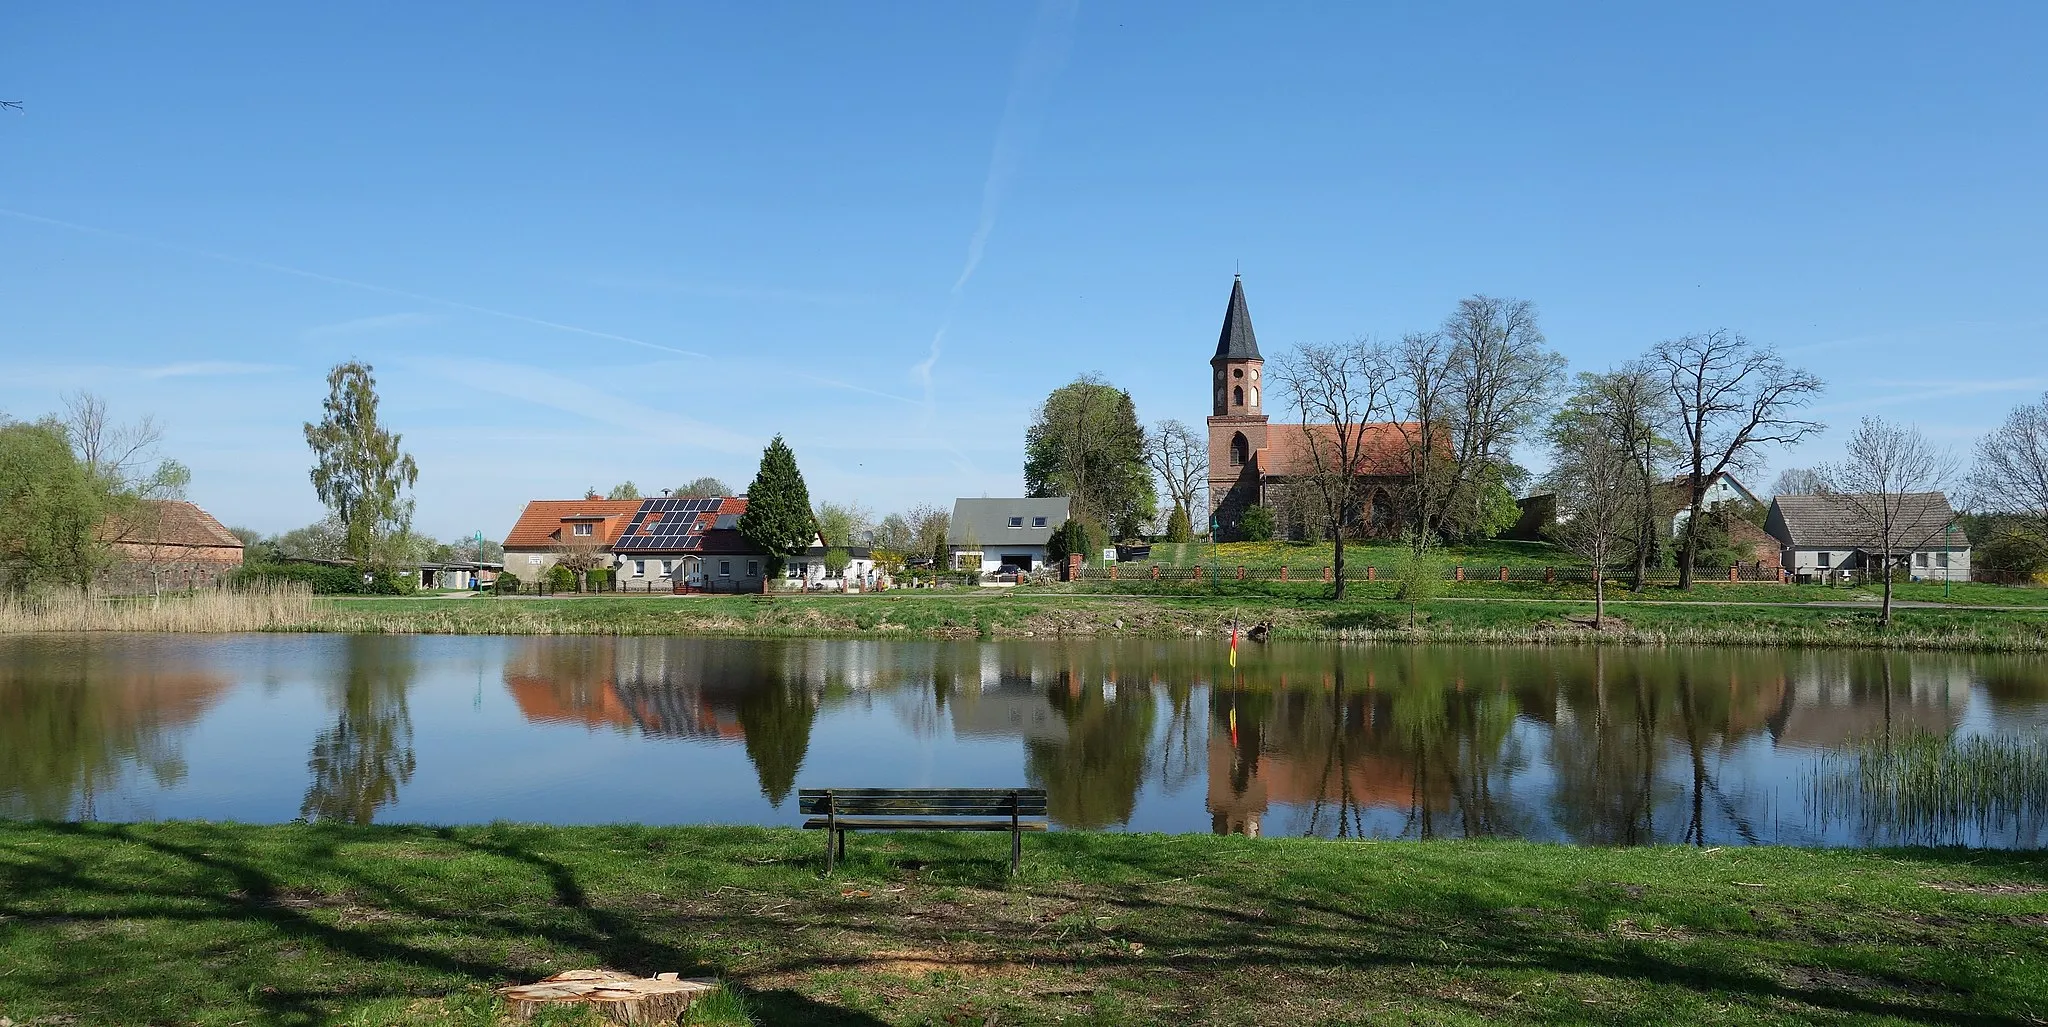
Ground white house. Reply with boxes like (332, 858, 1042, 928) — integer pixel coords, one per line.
(947, 497, 1071, 574)
(1765, 492, 1970, 584)
(1669, 472, 1761, 536)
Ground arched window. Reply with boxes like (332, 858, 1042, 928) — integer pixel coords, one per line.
(1249, 385, 1259, 408)
(1230, 432, 1249, 466)
(1232, 385, 1244, 407)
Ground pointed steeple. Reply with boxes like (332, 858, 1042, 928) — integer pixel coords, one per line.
(1211, 275, 1261, 363)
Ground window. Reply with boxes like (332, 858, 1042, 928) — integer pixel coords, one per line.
(1033, 516, 1047, 527)
(1937, 552, 1950, 568)
(634, 560, 645, 577)
(1230, 432, 1249, 466)
(1915, 553, 1928, 568)
(720, 561, 731, 577)
(1817, 552, 1832, 569)
(1232, 385, 1244, 407)
(572, 523, 593, 537)
(1009, 516, 1024, 528)
(748, 561, 759, 577)
(1250, 386, 1259, 407)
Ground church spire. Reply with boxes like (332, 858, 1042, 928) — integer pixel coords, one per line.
(1211, 275, 1261, 363)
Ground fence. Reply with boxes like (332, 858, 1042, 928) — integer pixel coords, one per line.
(1076, 562, 1785, 584)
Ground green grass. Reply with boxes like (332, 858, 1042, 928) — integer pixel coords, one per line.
(2, 822, 2045, 1025)
(1814, 733, 2048, 846)
(1145, 538, 1567, 570)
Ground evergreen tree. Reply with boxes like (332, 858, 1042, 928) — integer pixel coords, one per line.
(737, 435, 816, 581)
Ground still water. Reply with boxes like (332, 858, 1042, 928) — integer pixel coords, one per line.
(3, 633, 2045, 847)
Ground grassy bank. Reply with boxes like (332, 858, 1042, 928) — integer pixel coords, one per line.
(6, 587, 2048, 650)
(2, 822, 2043, 1026)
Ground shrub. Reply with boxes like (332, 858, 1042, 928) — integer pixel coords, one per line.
(1047, 519, 1102, 566)
(1979, 528, 2048, 584)
(545, 564, 577, 593)
(824, 548, 852, 578)
(232, 561, 362, 595)
(1238, 506, 1276, 542)
(1165, 504, 1194, 543)
(494, 572, 522, 595)
(588, 566, 615, 592)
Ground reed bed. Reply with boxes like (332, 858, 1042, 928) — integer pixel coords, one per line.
(0, 583, 321, 633)
(1813, 733, 2048, 845)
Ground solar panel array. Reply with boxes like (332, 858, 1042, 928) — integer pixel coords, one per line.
(613, 497, 724, 552)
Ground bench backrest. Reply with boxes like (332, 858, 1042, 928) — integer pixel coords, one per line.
(797, 788, 1049, 818)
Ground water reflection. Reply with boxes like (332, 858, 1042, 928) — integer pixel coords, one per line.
(300, 636, 417, 824)
(3, 635, 2044, 846)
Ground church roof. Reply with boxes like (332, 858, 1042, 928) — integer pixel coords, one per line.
(1254, 423, 1423, 479)
(1212, 276, 1261, 363)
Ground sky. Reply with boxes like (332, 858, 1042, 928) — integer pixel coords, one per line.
(3, 2, 2045, 540)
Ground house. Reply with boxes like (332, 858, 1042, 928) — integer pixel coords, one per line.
(1203, 276, 1423, 541)
(947, 497, 1071, 574)
(501, 499, 642, 582)
(97, 499, 246, 593)
(608, 495, 876, 592)
(1664, 471, 1761, 536)
(417, 561, 501, 590)
(1765, 492, 1969, 583)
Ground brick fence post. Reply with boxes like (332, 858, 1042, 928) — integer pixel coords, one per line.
(1109, 564, 1118, 581)
(1729, 564, 1738, 582)
(1237, 565, 1246, 580)
(1065, 554, 1081, 582)
(1151, 565, 1160, 580)
(1192, 566, 1202, 582)
(1499, 566, 1509, 582)
(1455, 566, 1465, 582)
(1279, 566, 1287, 582)
(1323, 566, 1332, 582)
(1366, 566, 1376, 581)
(1545, 567, 1555, 584)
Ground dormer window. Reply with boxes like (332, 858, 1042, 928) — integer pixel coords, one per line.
(573, 523, 593, 537)
(1033, 516, 1047, 527)
(1009, 517, 1024, 528)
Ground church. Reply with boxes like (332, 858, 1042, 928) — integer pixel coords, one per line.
(1204, 276, 1421, 542)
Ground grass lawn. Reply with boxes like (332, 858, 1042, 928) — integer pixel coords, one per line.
(2, 822, 2044, 1026)
(1144, 539, 1568, 570)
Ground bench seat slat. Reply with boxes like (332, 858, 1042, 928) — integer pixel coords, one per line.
(799, 788, 1046, 797)
(804, 818, 1049, 832)
(799, 801, 1048, 816)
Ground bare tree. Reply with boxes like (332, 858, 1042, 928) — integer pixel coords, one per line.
(1396, 297, 1566, 547)
(552, 537, 608, 593)
(1818, 417, 1959, 626)
(1271, 339, 1398, 599)
(1555, 367, 1672, 592)
(1544, 398, 1646, 628)
(907, 503, 951, 567)
(1971, 391, 2048, 531)
(1650, 330, 1824, 588)
(1770, 467, 1824, 498)
(61, 391, 174, 492)
(1144, 418, 1207, 539)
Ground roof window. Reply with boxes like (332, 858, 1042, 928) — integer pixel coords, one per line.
(1009, 517, 1024, 528)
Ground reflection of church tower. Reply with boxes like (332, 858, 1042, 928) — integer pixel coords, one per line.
(1206, 276, 1268, 539)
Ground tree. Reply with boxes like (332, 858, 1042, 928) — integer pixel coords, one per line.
(1397, 297, 1567, 548)
(1046, 518, 1101, 567)
(1163, 504, 1193, 543)
(1557, 367, 1673, 590)
(823, 547, 852, 581)
(1269, 339, 1399, 597)
(1652, 331, 1823, 588)
(1237, 505, 1275, 542)
(552, 537, 607, 592)
(1771, 467, 1823, 497)
(1970, 392, 2048, 568)
(60, 391, 164, 492)
(675, 476, 730, 499)
(1817, 417, 1960, 626)
(907, 503, 951, 567)
(0, 418, 108, 594)
(1545, 393, 1648, 629)
(1144, 418, 1207, 541)
(1024, 375, 1156, 539)
(814, 501, 873, 547)
(872, 512, 914, 553)
(606, 482, 641, 501)
(1389, 531, 1450, 630)
(303, 362, 420, 570)
(736, 436, 815, 584)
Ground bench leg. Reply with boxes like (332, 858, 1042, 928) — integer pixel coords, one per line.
(1011, 827, 1021, 873)
(825, 828, 835, 873)
(837, 830, 847, 863)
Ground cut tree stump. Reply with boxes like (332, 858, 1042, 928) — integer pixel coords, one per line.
(498, 969, 718, 1024)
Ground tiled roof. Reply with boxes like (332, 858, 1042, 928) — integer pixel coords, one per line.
(1255, 422, 1420, 479)
(502, 499, 643, 549)
(1212, 276, 1262, 362)
(103, 500, 243, 549)
(1770, 492, 1960, 551)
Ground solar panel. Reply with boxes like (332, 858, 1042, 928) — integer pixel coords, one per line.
(614, 498, 721, 552)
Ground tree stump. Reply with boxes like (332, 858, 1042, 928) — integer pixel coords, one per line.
(498, 970, 718, 1024)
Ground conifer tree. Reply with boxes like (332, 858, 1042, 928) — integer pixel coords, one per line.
(737, 435, 816, 582)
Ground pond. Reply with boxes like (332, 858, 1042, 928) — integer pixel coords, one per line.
(3, 633, 2045, 847)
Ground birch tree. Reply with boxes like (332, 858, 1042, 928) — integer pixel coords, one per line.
(303, 362, 420, 571)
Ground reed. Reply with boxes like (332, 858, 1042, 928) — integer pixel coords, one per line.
(1813, 732, 2048, 845)
(0, 583, 321, 633)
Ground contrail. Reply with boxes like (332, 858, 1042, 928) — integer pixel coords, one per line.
(952, 0, 1080, 294)
(0, 207, 705, 358)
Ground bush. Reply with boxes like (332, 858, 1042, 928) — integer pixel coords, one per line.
(494, 572, 522, 595)
(1047, 519, 1102, 566)
(231, 561, 414, 595)
(545, 564, 577, 593)
(1165, 505, 1194, 543)
(1979, 528, 2048, 583)
(1238, 506, 1276, 542)
(824, 547, 851, 578)
(588, 566, 615, 592)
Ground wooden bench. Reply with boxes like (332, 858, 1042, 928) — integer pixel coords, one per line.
(798, 788, 1049, 872)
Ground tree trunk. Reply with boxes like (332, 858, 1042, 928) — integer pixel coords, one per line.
(1332, 524, 1347, 601)
(1594, 569, 1605, 630)
(1678, 493, 1704, 590)
(499, 970, 718, 1024)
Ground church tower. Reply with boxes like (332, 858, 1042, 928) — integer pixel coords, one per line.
(1206, 276, 1268, 537)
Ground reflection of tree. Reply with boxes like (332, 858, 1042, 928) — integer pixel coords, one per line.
(0, 641, 227, 819)
(301, 637, 417, 824)
(1549, 650, 1666, 844)
(736, 678, 817, 807)
(1026, 665, 1156, 829)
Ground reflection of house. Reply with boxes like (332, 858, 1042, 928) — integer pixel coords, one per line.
(948, 678, 1069, 743)
(97, 499, 245, 593)
(947, 498, 1070, 574)
(1768, 658, 1971, 748)
(501, 639, 744, 739)
(1205, 706, 1431, 837)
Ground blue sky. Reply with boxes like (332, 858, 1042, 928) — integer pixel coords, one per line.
(3, 2, 2044, 540)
